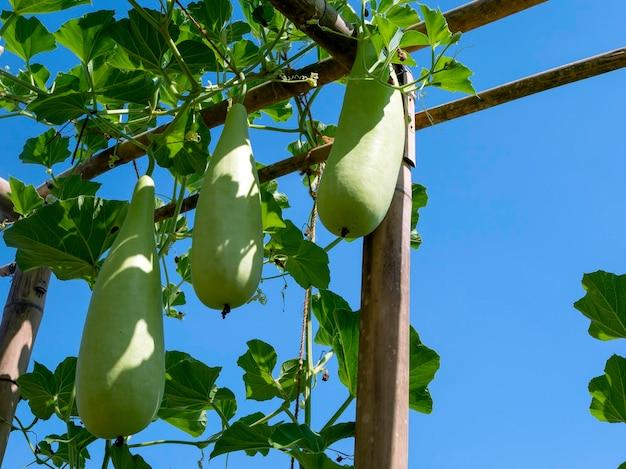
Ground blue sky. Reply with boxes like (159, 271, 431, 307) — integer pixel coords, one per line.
(2, 0, 626, 468)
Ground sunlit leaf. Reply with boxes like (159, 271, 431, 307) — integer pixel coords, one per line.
(589, 354, 626, 423)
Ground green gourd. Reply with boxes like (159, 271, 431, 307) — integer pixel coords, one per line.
(75, 175, 164, 439)
(317, 37, 406, 238)
(191, 103, 263, 315)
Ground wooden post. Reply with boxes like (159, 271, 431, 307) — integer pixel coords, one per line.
(355, 69, 415, 468)
(0, 177, 51, 464)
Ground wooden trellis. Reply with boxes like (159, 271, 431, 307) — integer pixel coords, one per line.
(0, 0, 625, 466)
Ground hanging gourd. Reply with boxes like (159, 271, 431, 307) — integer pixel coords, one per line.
(191, 103, 263, 316)
(317, 36, 406, 238)
(75, 175, 165, 439)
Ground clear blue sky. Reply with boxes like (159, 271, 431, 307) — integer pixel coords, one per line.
(2, 1, 626, 468)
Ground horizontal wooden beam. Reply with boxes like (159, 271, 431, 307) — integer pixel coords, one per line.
(19, 0, 545, 210)
(414, 46, 626, 129)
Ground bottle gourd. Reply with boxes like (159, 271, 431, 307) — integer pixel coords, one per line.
(317, 38, 406, 238)
(75, 176, 165, 439)
(191, 103, 263, 315)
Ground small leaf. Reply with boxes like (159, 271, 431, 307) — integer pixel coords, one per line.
(386, 4, 420, 29)
(400, 30, 429, 49)
(19, 128, 70, 168)
(410, 183, 428, 250)
(2, 14, 56, 62)
(7, 176, 43, 216)
(3, 196, 128, 283)
(174, 252, 192, 283)
(39, 422, 95, 469)
(430, 56, 474, 94)
(110, 444, 152, 469)
(260, 100, 293, 122)
(291, 451, 353, 469)
(409, 326, 439, 413)
(589, 354, 626, 423)
(162, 283, 186, 319)
(260, 185, 286, 232)
(574, 270, 626, 340)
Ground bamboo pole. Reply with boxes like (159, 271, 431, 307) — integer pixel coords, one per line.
(0, 178, 51, 464)
(354, 68, 415, 469)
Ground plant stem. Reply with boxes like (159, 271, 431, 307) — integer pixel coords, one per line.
(321, 395, 354, 431)
(323, 237, 343, 252)
(101, 440, 111, 469)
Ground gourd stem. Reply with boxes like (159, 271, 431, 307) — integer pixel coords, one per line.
(321, 395, 354, 431)
(101, 440, 111, 469)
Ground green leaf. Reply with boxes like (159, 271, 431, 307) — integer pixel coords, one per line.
(374, 15, 401, 50)
(175, 252, 192, 283)
(162, 283, 186, 319)
(92, 60, 157, 105)
(19, 128, 70, 168)
(574, 271, 626, 340)
(266, 221, 330, 289)
(419, 4, 453, 47)
(291, 451, 353, 469)
(231, 39, 260, 68)
(27, 90, 87, 125)
(270, 423, 324, 452)
(188, 0, 232, 37)
(175, 40, 217, 73)
(410, 183, 428, 250)
(386, 4, 420, 29)
(589, 354, 626, 423)
(110, 9, 177, 74)
(260, 185, 286, 233)
(312, 290, 359, 395)
(158, 350, 225, 436)
(237, 339, 300, 401)
(400, 30, 429, 49)
(55, 10, 115, 63)
(430, 56, 474, 94)
(9, 0, 89, 14)
(210, 417, 273, 458)
(409, 326, 439, 413)
(2, 14, 56, 62)
(17, 357, 77, 420)
(39, 422, 95, 469)
(50, 175, 101, 200)
(110, 444, 151, 469)
(7, 176, 43, 216)
(260, 100, 293, 122)
(319, 422, 355, 447)
(3, 196, 128, 283)
(152, 108, 209, 177)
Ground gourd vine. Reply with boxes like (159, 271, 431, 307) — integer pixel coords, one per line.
(0, 0, 476, 467)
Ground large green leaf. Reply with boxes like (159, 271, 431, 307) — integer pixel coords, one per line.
(9, 0, 89, 14)
(266, 221, 330, 289)
(319, 422, 355, 447)
(188, 0, 232, 38)
(260, 185, 286, 233)
(55, 10, 115, 63)
(3, 196, 128, 283)
(574, 270, 626, 340)
(270, 423, 324, 452)
(19, 128, 70, 168)
(158, 350, 232, 437)
(7, 176, 43, 216)
(420, 4, 454, 47)
(210, 417, 273, 458)
(27, 90, 87, 124)
(430, 56, 474, 94)
(589, 354, 626, 423)
(409, 326, 440, 413)
(110, 9, 177, 74)
(291, 451, 353, 469)
(50, 175, 101, 200)
(91, 60, 157, 105)
(237, 339, 300, 401)
(2, 14, 55, 62)
(17, 357, 77, 420)
(312, 290, 359, 395)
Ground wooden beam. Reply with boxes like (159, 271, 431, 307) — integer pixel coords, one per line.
(23, 0, 545, 204)
(0, 178, 51, 465)
(355, 68, 415, 469)
(415, 46, 626, 129)
(268, 0, 355, 69)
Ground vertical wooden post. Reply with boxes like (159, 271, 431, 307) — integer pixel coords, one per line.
(0, 177, 51, 464)
(355, 69, 415, 469)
